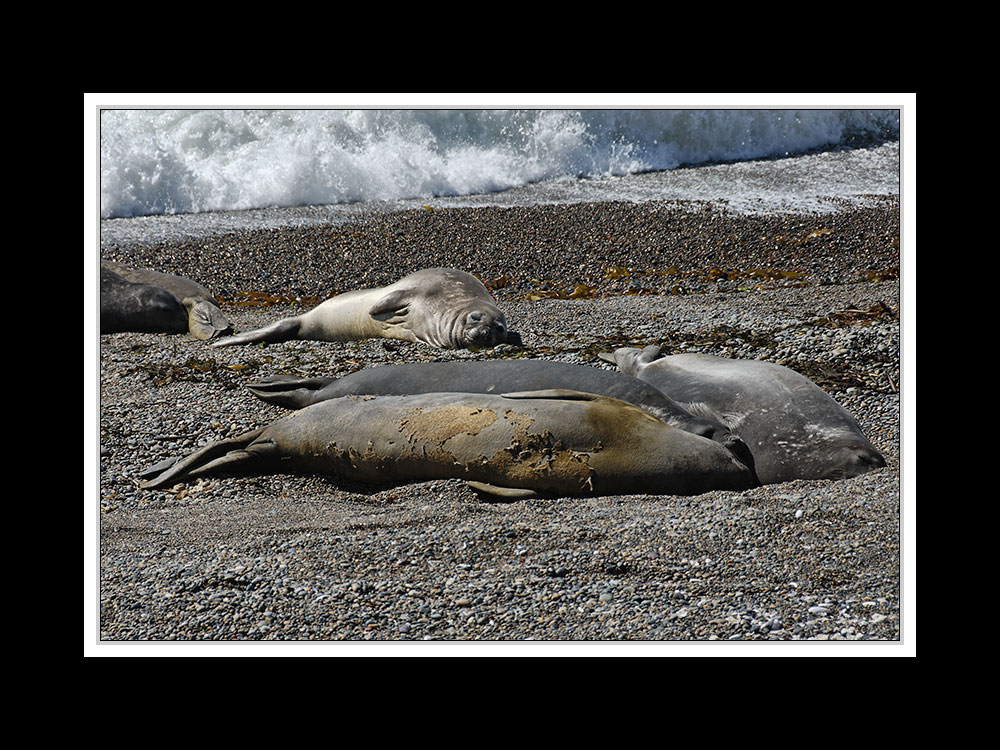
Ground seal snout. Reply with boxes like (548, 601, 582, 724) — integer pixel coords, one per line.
(823, 445, 887, 480)
(845, 447, 887, 475)
(464, 311, 509, 347)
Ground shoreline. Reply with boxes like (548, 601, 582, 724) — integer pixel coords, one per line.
(94, 198, 904, 646)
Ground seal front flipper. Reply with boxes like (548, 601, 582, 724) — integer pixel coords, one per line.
(210, 317, 301, 348)
(503, 329, 524, 346)
(598, 345, 664, 376)
(500, 388, 604, 401)
(465, 481, 541, 500)
(140, 428, 269, 489)
(246, 375, 337, 409)
(500, 388, 642, 407)
(368, 289, 412, 322)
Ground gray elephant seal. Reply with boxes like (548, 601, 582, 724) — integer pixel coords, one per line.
(246, 360, 755, 470)
(140, 389, 756, 498)
(100, 260, 232, 340)
(602, 345, 886, 485)
(101, 266, 189, 335)
(211, 268, 516, 350)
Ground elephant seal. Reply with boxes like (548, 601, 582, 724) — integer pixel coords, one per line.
(601, 345, 886, 485)
(101, 266, 189, 335)
(211, 268, 517, 350)
(139, 389, 757, 498)
(245, 360, 755, 470)
(100, 260, 232, 340)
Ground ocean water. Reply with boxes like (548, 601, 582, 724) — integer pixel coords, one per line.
(98, 109, 900, 245)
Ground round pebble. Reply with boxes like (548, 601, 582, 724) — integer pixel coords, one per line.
(97, 198, 902, 644)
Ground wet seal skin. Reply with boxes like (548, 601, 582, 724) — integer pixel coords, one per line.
(140, 390, 757, 498)
(602, 345, 886, 485)
(211, 268, 518, 350)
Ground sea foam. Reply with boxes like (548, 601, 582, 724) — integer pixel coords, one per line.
(100, 109, 900, 219)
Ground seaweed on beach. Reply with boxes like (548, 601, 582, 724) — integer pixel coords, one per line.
(134, 357, 264, 388)
(221, 290, 325, 309)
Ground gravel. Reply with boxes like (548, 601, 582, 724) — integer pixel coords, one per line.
(93, 198, 905, 649)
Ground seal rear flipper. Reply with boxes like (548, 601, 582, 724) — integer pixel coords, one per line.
(137, 454, 182, 479)
(465, 481, 541, 500)
(246, 375, 337, 409)
(140, 428, 268, 489)
(210, 317, 301, 348)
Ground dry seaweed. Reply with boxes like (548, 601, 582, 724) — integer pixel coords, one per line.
(221, 291, 325, 308)
(135, 357, 264, 388)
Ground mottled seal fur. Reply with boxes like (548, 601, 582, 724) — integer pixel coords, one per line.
(601, 345, 886, 484)
(140, 390, 757, 498)
(211, 268, 517, 350)
(100, 260, 232, 340)
(245, 360, 755, 470)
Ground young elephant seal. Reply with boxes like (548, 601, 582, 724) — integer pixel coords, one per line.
(140, 390, 757, 498)
(211, 268, 516, 350)
(602, 345, 886, 485)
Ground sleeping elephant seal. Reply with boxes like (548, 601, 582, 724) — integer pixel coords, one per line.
(601, 345, 886, 485)
(245, 359, 756, 472)
(139, 390, 757, 498)
(101, 266, 189, 335)
(100, 260, 232, 340)
(210, 268, 517, 350)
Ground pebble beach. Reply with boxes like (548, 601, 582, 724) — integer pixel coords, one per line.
(94, 197, 906, 650)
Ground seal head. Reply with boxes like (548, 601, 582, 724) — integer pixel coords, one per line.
(454, 308, 511, 348)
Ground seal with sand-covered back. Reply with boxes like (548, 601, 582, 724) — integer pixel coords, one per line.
(100, 260, 232, 340)
(139, 389, 757, 498)
(245, 359, 756, 473)
(601, 345, 886, 485)
(211, 267, 518, 350)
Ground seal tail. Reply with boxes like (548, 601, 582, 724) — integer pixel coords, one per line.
(210, 317, 301, 348)
(246, 375, 336, 409)
(140, 428, 270, 489)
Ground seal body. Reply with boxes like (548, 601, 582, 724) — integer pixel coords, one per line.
(246, 360, 752, 463)
(211, 268, 514, 350)
(100, 260, 232, 340)
(606, 346, 886, 484)
(140, 390, 757, 497)
(101, 266, 189, 334)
